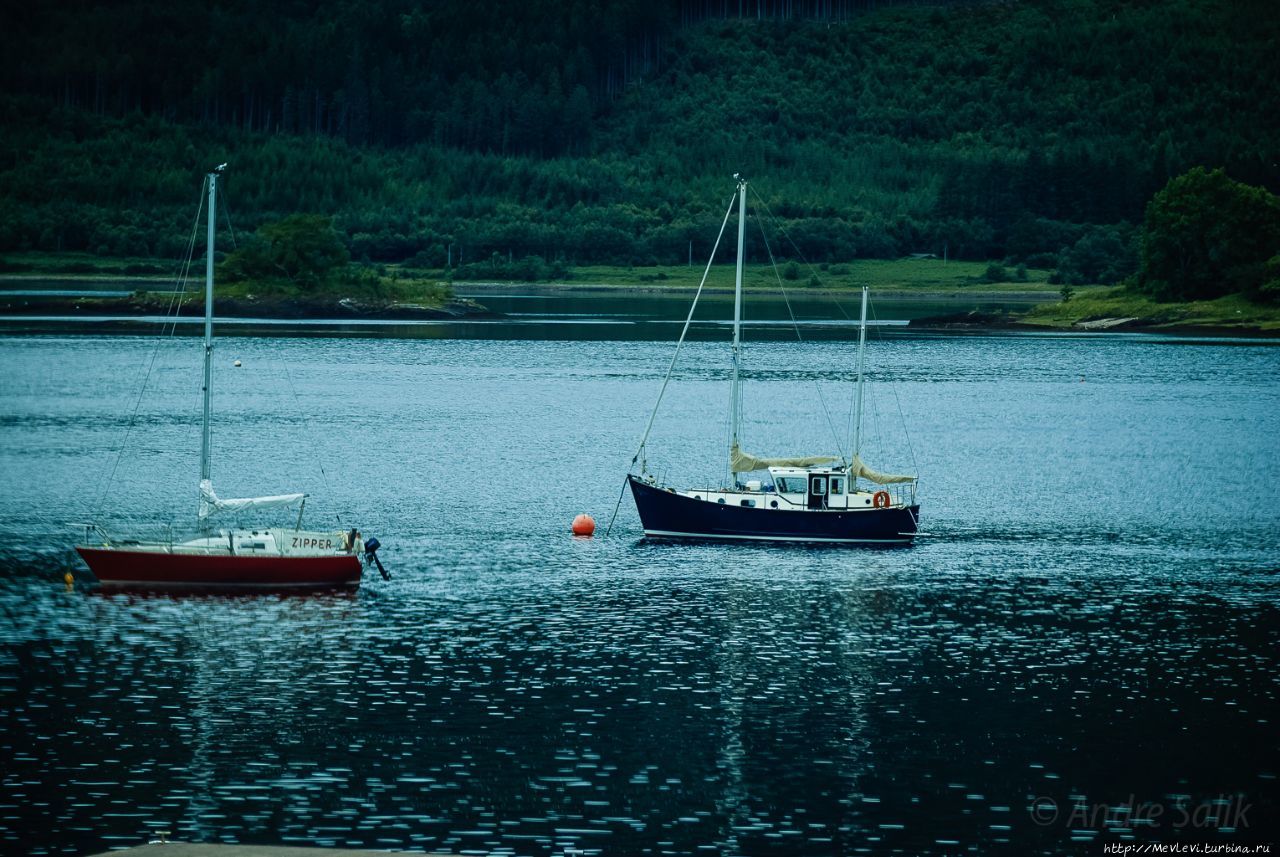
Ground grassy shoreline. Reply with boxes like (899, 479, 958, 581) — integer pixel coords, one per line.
(1021, 286, 1280, 333)
(1, 251, 1065, 298)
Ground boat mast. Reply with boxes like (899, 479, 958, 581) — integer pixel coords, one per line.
(200, 165, 225, 488)
(728, 175, 747, 486)
(850, 285, 869, 480)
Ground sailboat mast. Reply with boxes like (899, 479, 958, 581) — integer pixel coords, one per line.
(728, 176, 747, 486)
(200, 167, 222, 485)
(850, 285, 869, 476)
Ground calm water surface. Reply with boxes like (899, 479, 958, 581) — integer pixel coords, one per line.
(0, 322, 1277, 856)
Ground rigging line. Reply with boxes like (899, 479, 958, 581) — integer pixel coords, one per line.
(220, 181, 240, 249)
(841, 293, 894, 470)
(825, 294, 861, 460)
(160, 185, 205, 338)
(154, 170, 210, 340)
(217, 178, 339, 529)
(867, 295, 920, 477)
(102, 196, 204, 529)
(720, 376, 734, 484)
(603, 474, 632, 540)
(605, 189, 738, 538)
(753, 201, 845, 460)
(861, 302, 886, 460)
(91, 180, 205, 516)
(868, 360, 885, 462)
(824, 295, 885, 470)
(628, 189, 736, 469)
(91, 178, 209, 524)
(276, 351, 343, 528)
(828, 292, 889, 466)
(747, 187, 827, 290)
(752, 187, 868, 463)
(91, 186, 204, 524)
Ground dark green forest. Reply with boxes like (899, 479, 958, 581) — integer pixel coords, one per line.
(1, 0, 1277, 282)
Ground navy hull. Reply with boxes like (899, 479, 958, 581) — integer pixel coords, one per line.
(628, 476, 919, 544)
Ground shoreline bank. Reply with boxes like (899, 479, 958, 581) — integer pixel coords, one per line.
(903, 309, 1280, 338)
(452, 280, 1061, 302)
(0, 292, 492, 322)
(2, 280, 1276, 338)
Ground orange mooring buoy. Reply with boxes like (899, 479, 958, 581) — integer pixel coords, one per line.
(571, 514, 596, 537)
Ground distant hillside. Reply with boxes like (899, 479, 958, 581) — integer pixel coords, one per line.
(1, 0, 1277, 276)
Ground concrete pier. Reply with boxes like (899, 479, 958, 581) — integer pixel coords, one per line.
(89, 845, 450, 857)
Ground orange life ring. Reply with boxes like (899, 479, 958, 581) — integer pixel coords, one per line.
(872, 490, 891, 509)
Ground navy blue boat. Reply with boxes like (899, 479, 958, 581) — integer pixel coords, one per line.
(621, 177, 921, 545)
(629, 474, 919, 545)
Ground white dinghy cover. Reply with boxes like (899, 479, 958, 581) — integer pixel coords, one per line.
(198, 479, 306, 521)
(730, 442, 838, 473)
(848, 455, 916, 485)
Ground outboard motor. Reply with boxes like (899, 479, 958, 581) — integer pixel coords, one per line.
(364, 536, 389, 580)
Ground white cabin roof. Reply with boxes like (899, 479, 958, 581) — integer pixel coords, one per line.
(768, 465, 844, 478)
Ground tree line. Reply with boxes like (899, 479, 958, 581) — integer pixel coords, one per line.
(1, 0, 1276, 290)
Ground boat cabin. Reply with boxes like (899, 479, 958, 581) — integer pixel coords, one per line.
(662, 463, 911, 512)
(766, 467, 848, 510)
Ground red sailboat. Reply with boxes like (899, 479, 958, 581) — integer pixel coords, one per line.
(76, 165, 385, 589)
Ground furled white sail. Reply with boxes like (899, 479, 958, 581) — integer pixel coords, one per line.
(198, 479, 306, 521)
(730, 442, 838, 473)
(848, 455, 916, 484)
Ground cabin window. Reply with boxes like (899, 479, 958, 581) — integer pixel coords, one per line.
(810, 476, 827, 495)
(740, 499, 756, 507)
(776, 477, 806, 493)
(830, 477, 845, 495)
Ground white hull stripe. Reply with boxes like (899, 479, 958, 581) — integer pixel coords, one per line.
(642, 529, 914, 544)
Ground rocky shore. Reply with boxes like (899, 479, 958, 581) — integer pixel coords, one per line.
(907, 309, 1278, 336)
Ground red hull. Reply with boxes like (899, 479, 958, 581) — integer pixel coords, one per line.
(76, 547, 362, 590)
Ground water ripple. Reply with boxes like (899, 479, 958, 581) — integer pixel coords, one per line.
(1, 333, 1278, 855)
